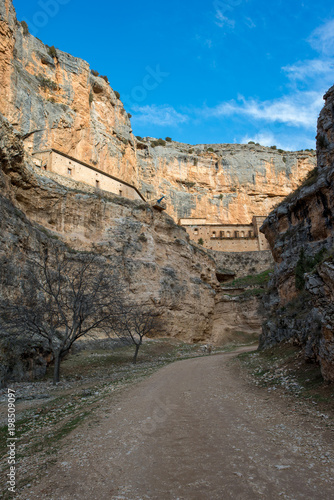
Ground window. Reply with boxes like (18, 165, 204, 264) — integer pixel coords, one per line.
(119, 190, 123, 196)
(220, 231, 225, 238)
(226, 231, 231, 238)
(235, 231, 239, 238)
(212, 231, 216, 238)
(241, 231, 245, 238)
(68, 168, 72, 175)
(43, 165, 47, 171)
(194, 228, 198, 235)
(249, 231, 253, 237)
(96, 180, 100, 188)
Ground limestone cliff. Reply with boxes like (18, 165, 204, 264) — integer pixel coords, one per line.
(0, 0, 316, 225)
(260, 85, 334, 382)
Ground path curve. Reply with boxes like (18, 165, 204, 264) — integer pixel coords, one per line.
(20, 348, 334, 499)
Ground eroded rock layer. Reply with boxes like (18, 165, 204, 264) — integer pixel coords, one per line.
(260, 85, 334, 382)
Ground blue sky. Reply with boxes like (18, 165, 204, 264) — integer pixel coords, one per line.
(14, 0, 334, 150)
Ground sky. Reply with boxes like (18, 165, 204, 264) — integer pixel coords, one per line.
(13, 0, 334, 150)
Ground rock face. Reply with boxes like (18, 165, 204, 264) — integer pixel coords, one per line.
(212, 295, 263, 345)
(0, 113, 218, 349)
(0, 0, 316, 225)
(260, 85, 334, 382)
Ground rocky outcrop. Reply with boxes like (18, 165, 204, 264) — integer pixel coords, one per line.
(137, 140, 316, 224)
(0, 0, 316, 225)
(260, 85, 334, 382)
(212, 294, 263, 345)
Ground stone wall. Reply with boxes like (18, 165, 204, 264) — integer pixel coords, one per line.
(180, 216, 269, 252)
(209, 250, 274, 278)
(32, 150, 144, 201)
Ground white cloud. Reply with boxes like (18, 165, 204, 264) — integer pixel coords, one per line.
(309, 19, 334, 56)
(131, 105, 189, 127)
(240, 131, 315, 152)
(201, 91, 324, 129)
(283, 59, 334, 82)
(215, 9, 235, 29)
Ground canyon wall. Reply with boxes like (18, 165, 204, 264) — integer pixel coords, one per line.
(0, 113, 220, 349)
(260, 85, 334, 382)
(0, 0, 316, 226)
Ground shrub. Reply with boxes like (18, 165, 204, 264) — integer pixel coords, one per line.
(270, 145, 277, 150)
(91, 70, 99, 77)
(151, 138, 166, 147)
(114, 90, 121, 99)
(277, 149, 284, 153)
(282, 156, 287, 163)
(165, 137, 172, 142)
(295, 248, 327, 290)
(248, 141, 255, 144)
(47, 45, 57, 58)
(100, 75, 109, 83)
(207, 147, 214, 153)
(194, 158, 198, 166)
(136, 136, 143, 141)
(21, 20, 29, 35)
(37, 75, 58, 91)
(198, 238, 204, 246)
(127, 113, 132, 119)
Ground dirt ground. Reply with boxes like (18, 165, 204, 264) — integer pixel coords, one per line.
(17, 347, 334, 499)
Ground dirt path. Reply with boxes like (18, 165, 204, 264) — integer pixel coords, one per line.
(19, 348, 334, 499)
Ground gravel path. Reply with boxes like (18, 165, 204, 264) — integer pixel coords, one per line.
(19, 348, 334, 499)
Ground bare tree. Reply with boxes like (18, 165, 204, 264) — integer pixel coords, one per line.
(0, 248, 124, 384)
(112, 303, 163, 364)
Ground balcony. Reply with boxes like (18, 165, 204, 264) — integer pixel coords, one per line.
(152, 200, 167, 212)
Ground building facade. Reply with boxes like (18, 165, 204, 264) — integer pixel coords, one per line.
(32, 149, 145, 202)
(179, 216, 269, 252)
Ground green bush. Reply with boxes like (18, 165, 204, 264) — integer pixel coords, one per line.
(37, 75, 58, 91)
(270, 145, 277, 150)
(21, 20, 29, 35)
(207, 147, 214, 153)
(295, 248, 327, 290)
(136, 136, 143, 141)
(91, 70, 99, 77)
(248, 141, 255, 144)
(127, 113, 132, 119)
(100, 75, 109, 83)
(151, 138, 166, 147)
(198, 238, 204, 246)
(114, 90, 121, 99)
(47, 46, 57, 58)
(165, 137, 172, 142)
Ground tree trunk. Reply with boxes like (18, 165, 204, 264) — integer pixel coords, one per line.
(133, 343, 140, 364)
(53, 353, 61, 385)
